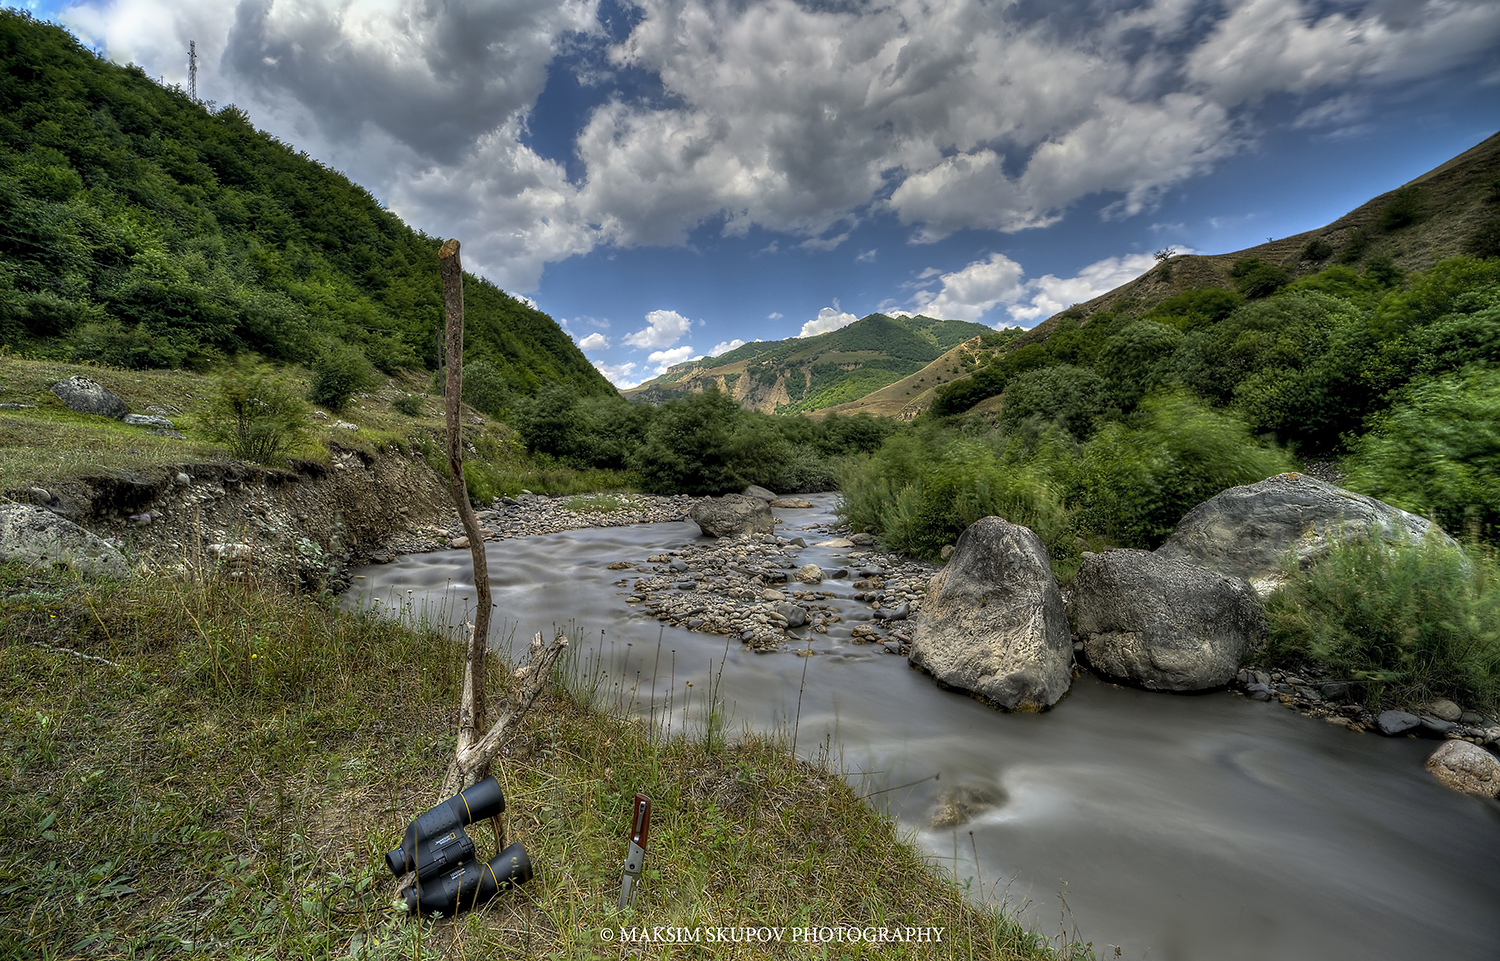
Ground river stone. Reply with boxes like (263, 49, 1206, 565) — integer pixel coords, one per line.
(794, 563, 823, 584)
(1069, 549, 1265, 691)
(1422, 698, 1463, 722)
(816, 537, 854, 548)
(0, 504, 130, 580)
(909, 516, 1072, 712)
(773, 602, 808, 628)
(1155, 473, 1459, 598)
(742, 485, 777, 502)
(50, 375, 128, 418)
(770, 496, 814, 509)
(1425, 741, 1500, 797)
(1377, 710, 1422, 736)
(690, 494, 774, 538)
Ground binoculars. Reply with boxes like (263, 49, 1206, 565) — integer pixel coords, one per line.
(386, 777, 533, 916)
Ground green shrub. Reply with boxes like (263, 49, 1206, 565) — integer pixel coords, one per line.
(391, 392, 424, 416)
(1465, 214, 1500, 260)
(1230, 258, 1291, 299)
(308, 344, 375, 411)
(1071, 392, 1293, 548)
(460, 357, 512, 418)
(630, 388, 747, 495)
(1264, 536, 1500, 712)
(1380, 186, 1424, 231)
(202, 369, 309, 465)
(1300, 237, 1335, 262)
(1344, 366, 1500, 542)
(998, 364, 1110, 439)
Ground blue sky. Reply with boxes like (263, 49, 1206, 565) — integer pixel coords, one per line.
(25, 0, 1500, 386)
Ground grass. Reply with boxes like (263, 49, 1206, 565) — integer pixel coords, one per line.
(0, 564, 1084, 960)
(0, 357, 640, 504)
(1262, 535, 1500, 712)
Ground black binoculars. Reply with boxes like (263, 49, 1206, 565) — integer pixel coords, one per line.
(386, 777, 533, 916)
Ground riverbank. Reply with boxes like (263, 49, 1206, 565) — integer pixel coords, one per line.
(0, 562, 1086, 960)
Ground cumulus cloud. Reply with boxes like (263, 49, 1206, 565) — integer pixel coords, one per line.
(709, 339, 747, 357)
(55, 0, 1500, 289)
(1006, 254, 1159, 323)
(623, 309, 694, 349)
(592, 359, 638, 388)
(577, 332, 609, 350)
(645, 346, 698, 375)
(911, 254, 1027, 323)
(911, 251, 1158, 326)
(799, 307, 860, 338)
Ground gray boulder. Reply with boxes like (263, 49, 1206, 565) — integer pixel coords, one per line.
(690, 494, 775, 538)
(772, 601, 808, 628)
(1069, 549, 1265, 691)
(0, 504, 130, 579)
(1155, 473, 1458, 598)
(909, 517, 1072, 712)
(1425, 741, 1500, 797)
(123, 413, 174, 429)
(1377, 710, 1422, 736)
(770, 496, 814, 509)
(742, 485, 777, 502)
(51, 376, 128, 419)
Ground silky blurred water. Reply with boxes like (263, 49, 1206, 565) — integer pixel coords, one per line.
(345, 495, 1500, 961)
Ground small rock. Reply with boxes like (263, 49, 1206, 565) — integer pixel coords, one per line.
(129, 512, 152, 525)
(1245, 683, 1273, 701)
(1376, 710, 1422, 736)
(1418, 716, 1456, 738)
(770, 497, 814, 509)
(849, 532, 876, 546)
(451, 536, 471, 549)
(815, 537, 854, 548)
(794, 564, 823, 584)
(762, 589, 785, 602)
(773, 602, 808, 628)
(1423, 698, 1463, 722)
(1424, 740, 1500, 797)
(939, 544, 955, 560)
(607, 561, 632, 570)
(821, 567, 849, 580)
(873, 601, 910, 621)
(311, 410, 330, 421)
(1460, 711, 1485, 726)
(334, 420, 359, 431)
(174, 472, 192, 486)
(788, 536, 807, 548)
(123, 413, 174, 429)
(25, 487, 51, 506)
(1320, 681, 1351, 700)
(369, 552, 394, 564)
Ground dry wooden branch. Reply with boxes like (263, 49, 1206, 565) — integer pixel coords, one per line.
(439, 238, 491, 750)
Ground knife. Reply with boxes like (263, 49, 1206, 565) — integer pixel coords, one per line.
(618, 794, 651, 909)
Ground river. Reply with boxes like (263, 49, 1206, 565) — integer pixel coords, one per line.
(345, 495, 1500, 960)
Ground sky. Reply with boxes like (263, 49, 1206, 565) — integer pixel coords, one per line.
(21, 0, 1500, 387)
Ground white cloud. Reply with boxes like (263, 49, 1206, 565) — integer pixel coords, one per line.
(799, 307, 860, 338)
(1006, 254, 1158, 324)
(577, 332, 609, 351)
(54, 0, 1500, 289)
(856, 249, 877, 263)
(623, 309, 695, 349)
(592, 359, 639, 388)
(709, 339, 747, 357)
(908, 251, 1160, 326)
(645, 346, 699, 376)
(911, 254, 1027, 323)
(767, 312, 783, 320)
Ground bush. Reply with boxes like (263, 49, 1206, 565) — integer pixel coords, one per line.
(461, 357, 512, 418)
(630, 388, 747, 495)
(1230, 258, 1291, 299)
(1264, 536, 1500, 712)
(308, 345, 375, 411)
(998, 364, 1110, 440)
(202, 370, 309, 465)
(391, 393, 424, 416)
(1380, 186, 1424, 231)
(1344, 366, 1500, 542)
(1070, 392, 1293, 548)
(1300, 237, 1335, 262)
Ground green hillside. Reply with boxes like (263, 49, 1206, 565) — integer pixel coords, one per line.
(0, 11, 611, 397)
(628, 312, 992, 413)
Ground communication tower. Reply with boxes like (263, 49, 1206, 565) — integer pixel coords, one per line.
(188, 40, 197, 102)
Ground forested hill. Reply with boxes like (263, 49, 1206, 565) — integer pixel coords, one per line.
(0, 11, 612, 397)
(626, 313, 993, 414)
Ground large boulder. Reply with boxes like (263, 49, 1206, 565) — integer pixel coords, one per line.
(1156, 473, 1457, 598)
(742, 485, 777, 502)
(50, 376, 128, 419)
(0, 504, 130, 579)
(909, 517, 1072, 712)
(1425, 741, 1500, 797)
(1069, 549, 1265, 691)
(690, 494, 775, 538)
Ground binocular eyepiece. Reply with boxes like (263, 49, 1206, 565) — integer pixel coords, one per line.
(386, 777, 506, 880)
(387, 777, 532, 916)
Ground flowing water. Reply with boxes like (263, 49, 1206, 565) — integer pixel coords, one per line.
(346, 495, 1500, 960)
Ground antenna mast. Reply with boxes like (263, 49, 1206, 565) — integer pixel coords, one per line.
(188, 40, 197, 102)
